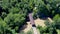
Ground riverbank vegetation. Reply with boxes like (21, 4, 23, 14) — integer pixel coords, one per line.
(0, 0, 60, 34)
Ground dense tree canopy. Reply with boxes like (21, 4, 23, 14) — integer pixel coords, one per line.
(0, 0, 60, 34)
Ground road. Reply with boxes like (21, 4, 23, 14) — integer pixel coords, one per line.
(28, 13, 38, 34)
(32, 27, 38, 34)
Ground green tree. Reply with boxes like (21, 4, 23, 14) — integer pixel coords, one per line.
(53, 14, 60, 29)
(4, 13, 25, 32)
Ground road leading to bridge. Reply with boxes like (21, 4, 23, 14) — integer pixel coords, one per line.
(28, 13, 38, 34)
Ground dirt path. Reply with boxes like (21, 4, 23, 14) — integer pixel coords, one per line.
(34, 18, 45, 27)
(23, 18, 45, 33)
(23, 18, 53, 33)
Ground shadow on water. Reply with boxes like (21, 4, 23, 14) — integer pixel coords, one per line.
(38, 13, 48, 20)
(38, 13, 54, 20)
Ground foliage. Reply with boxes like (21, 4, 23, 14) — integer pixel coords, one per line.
(37, 25, 57, 34)
(19, 31, 25, 34)
(53, 14, 60, 29)
(26, 29, 33, 34)
(20, 29, 33, 34)
(57, 29, 60, 34)
(4, 13, 25, 32)
(0, 0, 60, 34)
(44, 19, 51, 26)
(0, 17, 18, 34)
(37, 0, 60, 18)
(37, 15, 60, 34)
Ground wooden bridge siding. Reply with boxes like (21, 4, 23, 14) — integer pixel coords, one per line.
(28, 13, 35, 25)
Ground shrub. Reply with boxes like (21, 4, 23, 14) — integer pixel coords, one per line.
(0, 17, 18, 34)
(53, 14, 60, 29)
(4, 13, 26, 32)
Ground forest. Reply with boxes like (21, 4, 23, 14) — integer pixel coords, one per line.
(0, 0, 60, 34)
